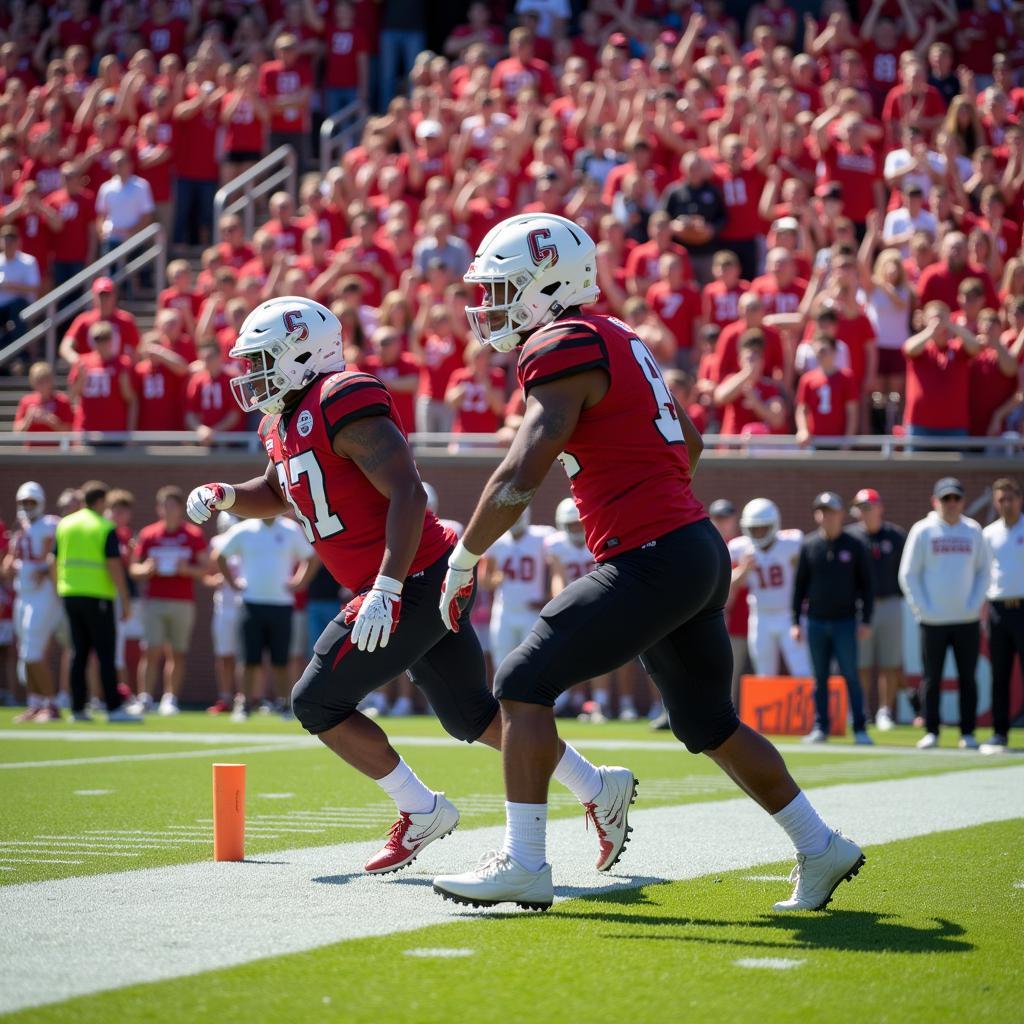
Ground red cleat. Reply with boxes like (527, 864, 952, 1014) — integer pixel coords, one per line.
(13, 707, 40, 723)
(364, 795, 460, 874)
(206, 698, 232, 715)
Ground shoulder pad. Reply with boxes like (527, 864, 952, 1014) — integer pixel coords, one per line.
(320, 372, 392, 438)
(518, 320, 609, 392)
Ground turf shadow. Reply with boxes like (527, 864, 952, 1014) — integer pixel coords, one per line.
(556, 910, 972, 954)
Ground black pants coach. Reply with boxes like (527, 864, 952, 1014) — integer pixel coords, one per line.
(989, 600, 1024, 737)
(495, 518, 739, 754)
(920, 621, 979, 736)
(63, 596, 122, 714)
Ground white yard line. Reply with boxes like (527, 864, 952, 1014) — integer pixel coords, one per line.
(1, 765, 1021, 1015)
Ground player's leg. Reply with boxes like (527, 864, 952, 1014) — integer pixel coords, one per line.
(22, 600, 58, 719)
(749, 611, 777, 676)
(267, 603, 293, 716)
(236, 602, 263, 719)
(644, 570, 864, 911)
(780, 617, 812, 677)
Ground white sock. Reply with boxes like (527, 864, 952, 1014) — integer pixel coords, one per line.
(772, 791, 832, 856)
(375, 757, 436, 814)
(501, 801, 547, 871)
(552, 743, 603, 803)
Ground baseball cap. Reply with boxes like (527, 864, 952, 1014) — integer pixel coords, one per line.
(708, 498, 736, 519)
(813, 491, 844, 511)
(92, 276, 115, 295)
(933, 477, 964, 499)
(852, 488, 881, 506)
(416, 119, 443, 140)
(772, 216, 799, 233)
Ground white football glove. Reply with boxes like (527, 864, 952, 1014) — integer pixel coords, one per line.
(439, 541, 480, 632)
(186, 483, 235, 525)
(344, 575, 403, 653)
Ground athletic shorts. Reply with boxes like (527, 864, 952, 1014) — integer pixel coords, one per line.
(142, 599, 195, 653)
(241, 602, 292, 667)
(858, 595, 904, 670)
(292, 551, 497, 740)
(14, 594, 67, 662)
(212, 599, 242, 659)
(494, 519, 739, 753)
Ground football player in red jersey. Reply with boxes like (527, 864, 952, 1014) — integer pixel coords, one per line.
(433, 214, 865, 912)
(185, 297, 620, 876)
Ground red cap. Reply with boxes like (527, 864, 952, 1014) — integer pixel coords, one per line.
(92, 276, 115, 295)
(852, 488, 881, 506)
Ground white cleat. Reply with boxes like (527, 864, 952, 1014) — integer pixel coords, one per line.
(365, 794, 460, 874)
(980, 735, 1008, 755)
(772, 831, 865, 913)
(875, 707, 894, 731)
(585, 766, 637, 871)
(433, 851, 553, 910)
(916, 732, 939, 750)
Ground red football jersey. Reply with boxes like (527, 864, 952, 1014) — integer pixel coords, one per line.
(135, 361, 186, 430)
(259, 371, 453, 592)
(447, 366, 505, 433)
(185, 370, 237, 428)
(517, 314, 706, 561)
(69, 352, 134, 431)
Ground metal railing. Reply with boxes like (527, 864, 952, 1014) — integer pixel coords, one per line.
(319, 100, 368, 176)
(1, 432, 1021, 458)
(212, 145, 298, 244)
(0, 225, 166, 369)
(0, 430, 261, 451)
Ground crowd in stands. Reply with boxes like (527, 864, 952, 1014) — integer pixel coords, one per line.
(2, 0, 1024, 444)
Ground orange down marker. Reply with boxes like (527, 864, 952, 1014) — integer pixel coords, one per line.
(213, 763, 246, 861)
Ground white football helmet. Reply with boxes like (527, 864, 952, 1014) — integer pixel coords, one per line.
(422, 482, 439, 515)
(740, 498, 780, 550)
(555, 497, 585, 545)
(464, 213, 600, 352)
(229, 297, 344, 414)
(16, 481, 45, 521)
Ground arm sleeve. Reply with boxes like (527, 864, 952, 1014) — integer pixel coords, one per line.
(898, 523, 930, 621)
(320, 373, 393, 441)
(791, 544, 809, 624)
(518, 322, 610, 393)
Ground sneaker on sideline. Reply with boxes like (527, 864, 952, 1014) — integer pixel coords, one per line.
(853, 730, 874, 745)
(207, 698, 232, 715)
(158, 693, 179, 717)
(230, 696, 249, 722)
(803, 727, 828, 744)
(108, 704, 144, 723)
(980, 734, 1009, 755)
(772, 831, 864, 912)
(958, 734, 979, 750)
(434, 851, 553, 910)
(916, 732, 939, 750)
(875, 707, 894, 731)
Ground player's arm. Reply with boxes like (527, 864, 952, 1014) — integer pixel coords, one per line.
(331, 413, 426, 584)
(673, 395, 704, 473)
(439, 370, 596, 630)
(186, 464, 289, 525)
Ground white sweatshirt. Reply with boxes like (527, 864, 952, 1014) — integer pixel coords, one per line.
(898, 511, 991, 624)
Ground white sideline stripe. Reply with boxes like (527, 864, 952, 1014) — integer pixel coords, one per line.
(0, 849, 143, 858)
(1, 765, 1022, 1014)
(404, 948, 475, 958)
(0, 857, 83, 865)
(735, 958, 805, 970)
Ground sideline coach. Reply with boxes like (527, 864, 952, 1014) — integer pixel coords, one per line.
(791, 491, 874, 744)
(55, 480, 139, 722)
(982, 478, 1024, 754)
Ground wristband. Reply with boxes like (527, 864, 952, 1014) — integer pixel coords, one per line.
(449, 540, 481, 571)
(216, 483, 236, 510)
(373, 574, 403, 595)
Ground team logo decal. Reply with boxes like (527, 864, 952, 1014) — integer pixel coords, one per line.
(527, 228, 558, 267)
(283, 309, 309, 341)
(297, 410, 314, 437)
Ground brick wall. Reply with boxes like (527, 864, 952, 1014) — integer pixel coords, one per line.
(2, 450, 1020, 702)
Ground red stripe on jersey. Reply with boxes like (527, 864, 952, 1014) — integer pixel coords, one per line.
(519, 327, 609, 391)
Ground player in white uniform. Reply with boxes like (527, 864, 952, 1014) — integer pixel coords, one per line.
(4, 482, 65, 721)
(729, 499, 811, 677)
(482, 509, 555, 672)
(207, 511, 243, 715)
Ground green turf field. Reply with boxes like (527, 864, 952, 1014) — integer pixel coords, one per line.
(2, 711, 1021, 1023)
